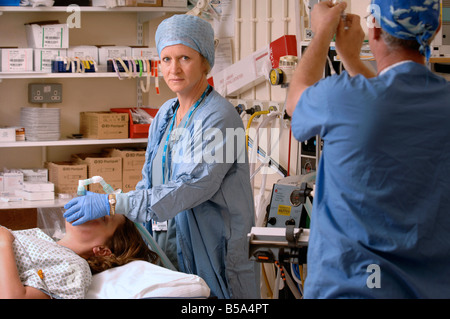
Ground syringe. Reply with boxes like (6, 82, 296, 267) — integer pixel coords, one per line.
(332, 0, 349, 30)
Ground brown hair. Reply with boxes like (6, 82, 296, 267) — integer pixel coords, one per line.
(86, 218, 159, 274)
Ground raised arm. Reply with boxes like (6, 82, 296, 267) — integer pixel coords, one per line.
(286, 1, 347, 116)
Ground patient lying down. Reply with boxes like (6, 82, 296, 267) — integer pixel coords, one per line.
(0, 215, 159, 299)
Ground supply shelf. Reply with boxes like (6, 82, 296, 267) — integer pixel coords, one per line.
(0, 198, 69, 210)
(0, 4, 180, 213)
(0, 6, 187, 12)
(0, 137, 147, 148)
(0, 72, 137, 80)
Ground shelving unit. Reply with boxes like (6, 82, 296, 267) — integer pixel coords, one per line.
(0, 137, 147, 148)
(0, 5, 186, 211)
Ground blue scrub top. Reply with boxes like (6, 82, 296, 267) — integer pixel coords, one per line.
(292, 62, 450, 298)
(117, 88, 260, 299)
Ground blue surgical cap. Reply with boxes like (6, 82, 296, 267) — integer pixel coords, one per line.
(155, 14, 215, 69)
(370, 0, 441, 59)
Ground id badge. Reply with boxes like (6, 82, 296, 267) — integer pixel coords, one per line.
(152, 220, 168, 231)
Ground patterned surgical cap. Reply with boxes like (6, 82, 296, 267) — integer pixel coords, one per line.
(370, 0, 441, 59)
(155, 14, 215, 68)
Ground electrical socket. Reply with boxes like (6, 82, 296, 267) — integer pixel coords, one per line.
(28, 83, 62, 104)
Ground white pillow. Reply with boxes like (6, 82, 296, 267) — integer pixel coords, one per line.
(85, 260, 210, 299)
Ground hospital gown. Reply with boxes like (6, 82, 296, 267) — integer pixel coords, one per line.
(11, 228, 92, 299)
(292, 61, 450, 298)
(117, 88, 260, 299)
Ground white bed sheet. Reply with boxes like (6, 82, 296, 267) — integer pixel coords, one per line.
(86, 260, 210, 299)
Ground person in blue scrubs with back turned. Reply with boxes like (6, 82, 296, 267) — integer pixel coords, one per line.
(286, 0, 450, 298)
(63, 14, 259, 299)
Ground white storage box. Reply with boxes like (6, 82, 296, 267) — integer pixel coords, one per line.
(131, 47, 158, 59)
(0, 127, 16, 142)
(163, 0, 186, 7)
(34, 49, 67, 72)
(23, 181, 54, 192)
(98, 46, 132, 65)
(19, 168, 48, 182)
(25, 22, 69, 49)
(3, 171, 23, 192)
(0, 48, 34, 72)
(15, 189, 55, 201)
(67, 46, 99, 64)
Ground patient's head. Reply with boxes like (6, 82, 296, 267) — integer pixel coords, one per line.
(63, 215, 159, 274)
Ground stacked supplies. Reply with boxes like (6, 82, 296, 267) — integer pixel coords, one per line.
(20, 107, 60, 141)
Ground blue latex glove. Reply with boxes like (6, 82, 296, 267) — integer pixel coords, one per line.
(63, 192, 110, 226)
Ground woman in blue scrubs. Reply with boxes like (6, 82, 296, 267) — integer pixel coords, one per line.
(64, 14, 259, 299)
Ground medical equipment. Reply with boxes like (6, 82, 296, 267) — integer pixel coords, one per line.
(77, 176, 117, 196)
(431, 0, 450, 57)
(269, 55, 298, 88)
(265, 173, 315, 228)
(187, 0, 220, 21)
(248, 173, 315, 299)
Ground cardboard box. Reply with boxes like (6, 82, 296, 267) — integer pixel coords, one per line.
(0, 48, 34, 72)
(34, 49, 67, 72)
(80, 112, 129, 139)
(46, 162, 88, 195)
(72, 153, 122, 194)
(105, 148, 145, 192)
(137, 0, 162, 6)
(163, 0, 186, 7)
(25, 22, 69, 49)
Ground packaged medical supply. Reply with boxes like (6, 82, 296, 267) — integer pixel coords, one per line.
(23, 181, 54, 192)
(0, 48, 34, 72)
(34, 49, 67, 72)
(19, 168, 48, 182)
(25, 21, 69, 49)
(2, 170, 24, 192)
(21, 107, 60, 141)
(0, 127, 16, 142)
(15, 189, 55, 201)
(131, 47, 158, 59)
(98, 46, 132, 65)
(80, 112, 129, 139)
(162, 0, 186, 7)
(67, 46, 99, 64)
(136, 0, 161, 7)
(51, 57, 97, 73)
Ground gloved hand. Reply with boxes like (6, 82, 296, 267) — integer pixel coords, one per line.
(63, 192, 110, 226)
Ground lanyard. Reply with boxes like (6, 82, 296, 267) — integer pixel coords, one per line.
(161, 85, 211, 183)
